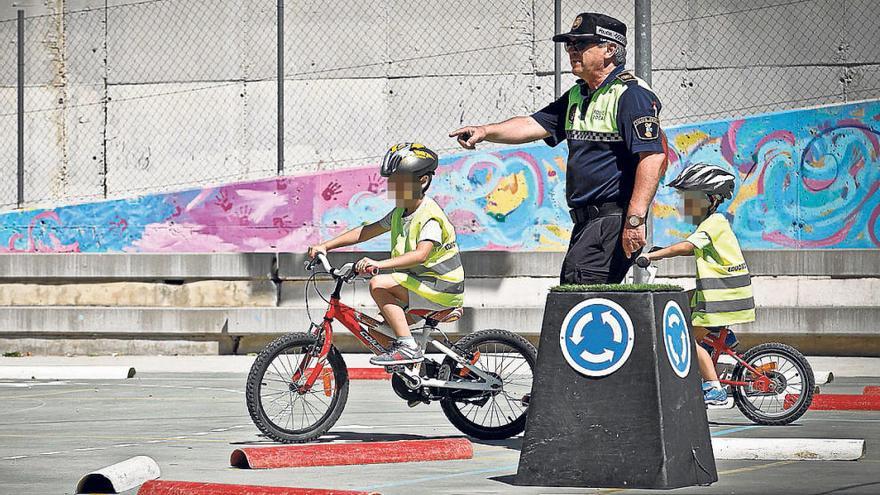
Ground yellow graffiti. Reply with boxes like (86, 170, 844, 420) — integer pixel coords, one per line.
(538, 224, 571, 250)
(553, 155, 567, 172)
(666, 227, 693, 240)
(727, 180, 758, 214)
(652, 203, 678, 219)
(674, 131, 709, 153)
(485, 172, 529, 219)
(809, 156, 827, 169)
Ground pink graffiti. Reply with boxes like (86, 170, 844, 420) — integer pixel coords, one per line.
(870, 203, 880, 247)
(2, 211, 80, 253)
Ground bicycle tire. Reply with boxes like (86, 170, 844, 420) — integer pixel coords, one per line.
(439, 329, 536, 440)
(245, 332, 349, 443)
(732, 342, 814, 425)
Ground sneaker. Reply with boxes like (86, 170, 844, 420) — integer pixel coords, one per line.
(370, 342, 424, 366)
(702, 383, 728, 406)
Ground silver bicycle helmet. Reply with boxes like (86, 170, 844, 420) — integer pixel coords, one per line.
(380, 143, 438, 178)
(667, 162, 736, 200)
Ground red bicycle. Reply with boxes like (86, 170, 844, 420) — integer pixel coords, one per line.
(701, 326, 814, 425)
(637, 254, 815, 425)
(245, 253, 537, 443)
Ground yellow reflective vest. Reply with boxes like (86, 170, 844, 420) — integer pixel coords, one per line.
(390, 197, 464, 308)
(687, 213, 756, 327)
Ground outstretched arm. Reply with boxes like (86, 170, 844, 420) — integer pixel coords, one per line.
(645, 241, 695, 262)
(309, 222, 389, 258)
(450, 116, 550, 149)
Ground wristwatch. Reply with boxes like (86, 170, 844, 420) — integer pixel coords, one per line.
(626, 214, 646, 227)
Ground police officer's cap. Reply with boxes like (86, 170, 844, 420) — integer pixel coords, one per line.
(552, 12, 627, 46)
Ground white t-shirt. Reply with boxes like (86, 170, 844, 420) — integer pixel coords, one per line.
(378, 209, 442, 245)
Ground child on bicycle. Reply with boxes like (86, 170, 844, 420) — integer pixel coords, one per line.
(639, 163, 755, 405)
(308, 143, 465, 366)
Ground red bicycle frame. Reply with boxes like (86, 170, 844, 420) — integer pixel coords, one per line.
(702, 327, 775, 393)
(290, 282, 397, 393)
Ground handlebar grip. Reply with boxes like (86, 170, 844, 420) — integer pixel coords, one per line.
(317, 252, 332, 273)
(635, 255, 651, 269)
(368, 266, 379, 276)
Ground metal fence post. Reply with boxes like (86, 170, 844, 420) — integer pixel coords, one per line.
(276, 0, 285, 175)
(17, 9, 25, 208)
(553, 0, 561, 100)
(634, 0, 652, 282)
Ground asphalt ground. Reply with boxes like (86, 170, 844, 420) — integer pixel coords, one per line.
(1, 372, 878, 495)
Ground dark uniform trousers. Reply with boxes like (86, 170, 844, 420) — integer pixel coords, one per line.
(559, 203, 640, 285)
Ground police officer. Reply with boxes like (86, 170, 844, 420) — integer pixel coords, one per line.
(450, 12, 666, 284)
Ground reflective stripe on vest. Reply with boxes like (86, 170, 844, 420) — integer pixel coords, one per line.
(695, 274, 752, 291)
(694, 297, 755, 313)
(390, 197, 464, 307)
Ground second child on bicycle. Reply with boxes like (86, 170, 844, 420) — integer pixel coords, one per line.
(639, 163, 755, 405)
(308, 143, 465, 366)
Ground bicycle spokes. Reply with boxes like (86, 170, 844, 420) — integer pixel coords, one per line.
(738, 354, 804, 415)
(260, 346, 337, 433)
(456, 342, 532, 428)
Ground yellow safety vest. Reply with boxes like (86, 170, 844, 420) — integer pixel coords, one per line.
(565, 70, 655, 141)
(390, 197, 464, 308)
(689, 214, 756, 327)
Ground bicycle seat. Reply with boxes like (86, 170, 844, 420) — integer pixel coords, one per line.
(409, 307, 464, 323)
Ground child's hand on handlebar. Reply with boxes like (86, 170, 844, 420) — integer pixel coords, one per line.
(308, 244, 327, 259)
(355, 257, 380, 275)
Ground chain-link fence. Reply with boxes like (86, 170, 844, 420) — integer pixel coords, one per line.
(651, 0, 880, 125)
(1, 0, 878, 211)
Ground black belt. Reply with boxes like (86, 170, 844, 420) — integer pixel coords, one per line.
(569, 202, 624, 224)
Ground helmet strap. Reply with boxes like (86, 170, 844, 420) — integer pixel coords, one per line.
(420, 173, 433, 195)
(706, 194, 722, 218)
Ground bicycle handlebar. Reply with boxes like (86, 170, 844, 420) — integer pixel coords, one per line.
(305, 252, 378, 280)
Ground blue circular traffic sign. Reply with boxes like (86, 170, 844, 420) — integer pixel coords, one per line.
(663, 300, 691, 378)
(559, 298, 634, 377)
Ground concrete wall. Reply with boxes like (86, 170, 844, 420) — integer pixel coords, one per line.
(0, 252, 878, 356)
(1, 0, 878, 208)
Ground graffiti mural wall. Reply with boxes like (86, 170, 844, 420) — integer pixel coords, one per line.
(0, 99, 877, 253)
(0, 146, 571, 253)
(656, 99, 880, 249)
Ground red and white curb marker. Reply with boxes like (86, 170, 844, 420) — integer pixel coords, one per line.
(230, 438, 473, 469)
(76, 456, 160, 494)
(712, 438, 865, 461)
(786, 392, 880, 411)
(137, 480, 379, 495)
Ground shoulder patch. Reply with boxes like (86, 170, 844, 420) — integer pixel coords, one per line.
(616, 71, 637, 83)
(633, 115, 660, 140)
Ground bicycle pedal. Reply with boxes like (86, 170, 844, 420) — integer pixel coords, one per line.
(706, 397, 735, 410)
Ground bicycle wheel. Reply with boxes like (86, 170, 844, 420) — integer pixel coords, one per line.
(731, 342, 815, 425)
(245, 332, 349, 443)
(440, 329, 536, 440)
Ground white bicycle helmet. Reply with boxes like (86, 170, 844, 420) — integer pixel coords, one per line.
(667, 162, 736, 200)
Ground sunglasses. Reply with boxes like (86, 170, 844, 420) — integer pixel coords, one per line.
(564, 39, 599, 52)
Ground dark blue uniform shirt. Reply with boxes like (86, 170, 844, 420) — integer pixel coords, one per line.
(532, 65, 664, 209)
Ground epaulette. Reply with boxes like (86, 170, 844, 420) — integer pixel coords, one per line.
(616, 71, 638, 84)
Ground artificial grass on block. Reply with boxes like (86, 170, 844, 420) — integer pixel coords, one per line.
(551, 283, 683, 292)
